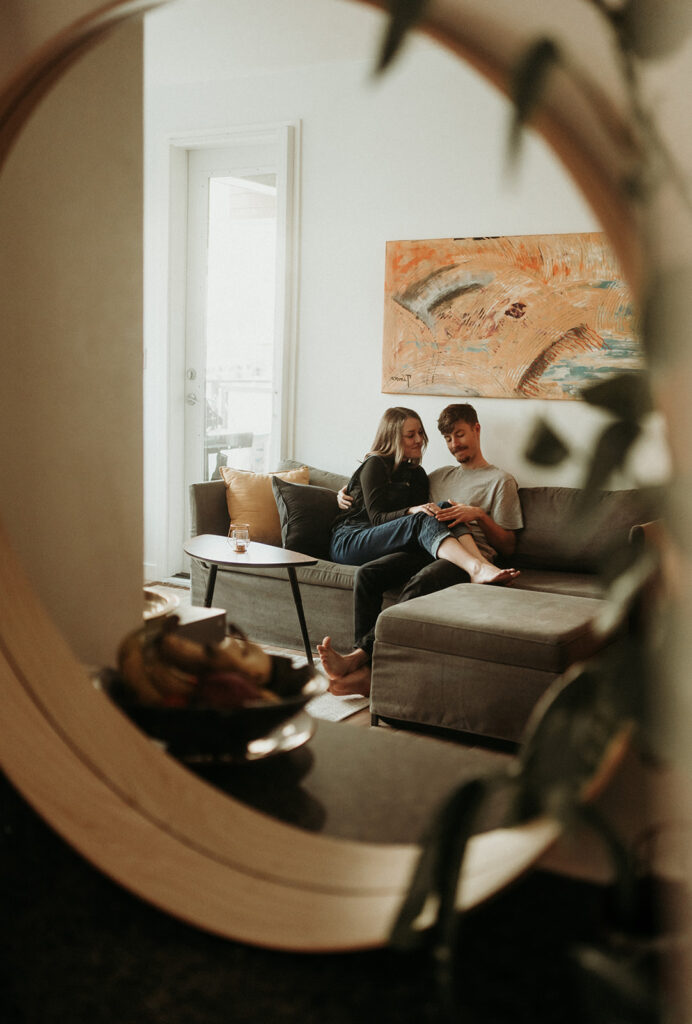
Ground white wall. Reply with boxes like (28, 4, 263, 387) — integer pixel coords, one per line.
(144, 0, 668, 573)
(0, 20, 143, 665)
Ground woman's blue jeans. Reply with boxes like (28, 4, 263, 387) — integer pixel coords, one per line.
(329, 507, 469, 567)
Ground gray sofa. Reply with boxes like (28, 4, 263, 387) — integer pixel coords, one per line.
(188, 462, 651, 742)
(189, 463, 355, 651)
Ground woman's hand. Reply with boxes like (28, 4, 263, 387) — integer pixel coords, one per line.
(408, 502, 441, 517)
(337, 487, 353, 511)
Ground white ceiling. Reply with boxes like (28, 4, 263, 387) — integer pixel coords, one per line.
(145, 0, 393, 85)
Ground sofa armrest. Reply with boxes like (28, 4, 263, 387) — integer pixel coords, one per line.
(628, 520, 661, 547)
(189, 480, 228, 537)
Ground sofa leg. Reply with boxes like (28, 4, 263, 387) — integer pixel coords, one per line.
(370, 713, 379, 727)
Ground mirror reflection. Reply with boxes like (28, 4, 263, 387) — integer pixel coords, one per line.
(139, 0, 662, 833)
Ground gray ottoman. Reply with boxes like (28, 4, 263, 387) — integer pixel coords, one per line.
(370, 583, 606, 743)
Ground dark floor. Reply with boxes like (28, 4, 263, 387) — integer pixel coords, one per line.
(1, 770, 660, 1024)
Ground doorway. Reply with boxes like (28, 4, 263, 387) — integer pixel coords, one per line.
(150, 124, 299, 576)
(185, 149, 279, 484)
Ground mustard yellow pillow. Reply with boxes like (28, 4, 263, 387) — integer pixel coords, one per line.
(219, 466, 309, 546)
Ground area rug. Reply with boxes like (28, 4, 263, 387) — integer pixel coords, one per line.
(264, 656, 369, 721)
(0, 771, 619, 1024)
(305, 687, 370, 722)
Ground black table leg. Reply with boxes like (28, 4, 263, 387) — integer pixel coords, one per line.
(286, 566, 313, 665)
(204, 563, 218, 608)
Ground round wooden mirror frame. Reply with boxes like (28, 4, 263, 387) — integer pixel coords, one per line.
(0, 0, 649, 951)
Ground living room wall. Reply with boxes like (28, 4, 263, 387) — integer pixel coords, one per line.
(144, 0, 669, 573)
(0, 15, 143, 664)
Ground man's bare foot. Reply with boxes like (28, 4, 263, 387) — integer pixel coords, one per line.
(468, 563, 520, 586)
(328, 665, 371, 698)
(317, 636, 369, 679)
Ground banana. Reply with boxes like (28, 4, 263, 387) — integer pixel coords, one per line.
(117, 628, 164, 706)
(207, 635, 272, 684)
(195, 671, 278, 709)
(158, 631, 211, 675)
(147, 658, 198, 706)
(114, 620, 280, 712)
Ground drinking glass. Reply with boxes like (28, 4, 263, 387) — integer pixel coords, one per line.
(229, 523, 250, 553)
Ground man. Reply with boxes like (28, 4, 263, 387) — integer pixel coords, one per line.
(318, 403, 523, 696)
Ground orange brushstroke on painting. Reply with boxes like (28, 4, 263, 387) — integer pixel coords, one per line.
(390, 242, 440, 277)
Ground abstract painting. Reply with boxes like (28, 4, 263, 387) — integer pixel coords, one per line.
(382, 233, 641, 400)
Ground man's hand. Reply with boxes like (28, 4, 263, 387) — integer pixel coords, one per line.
(435, 500, 517, 556)
(336, 486, 353, 511)
(434, 501, 480, 527)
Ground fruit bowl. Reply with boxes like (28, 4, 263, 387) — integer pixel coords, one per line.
(98, 618, 327, 762)
(101, 657, 326, 762)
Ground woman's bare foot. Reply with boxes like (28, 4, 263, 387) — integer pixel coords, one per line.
(317, 636, 369, 679)
(328, 665, 371, 698)
(468, 563, 520, 586)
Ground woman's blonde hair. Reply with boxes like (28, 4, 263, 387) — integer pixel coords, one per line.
(367, 407, 428, 467)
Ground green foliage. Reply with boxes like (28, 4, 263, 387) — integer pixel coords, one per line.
(582, 419, 642, 495)
(525, 418, 570, 466)
(390, 776, 491, 952)
(594, 538, 659, 640)
(379, 2, 684, 1018)
(389, 774, 505, 1015)
(579, 373, 653, 497)
(507, 38, 561, 171)
(573, 939, 661, 1024)
(525, 372, 655, 493)
(510, 641, 647, 824)
(662, 478, 692, 557)
(619, 0, 692, 60)
(641, 265, 692, 369)
(582, 373, 653, 423)
(389, 633, 655, 1014)
(375, 0, 431, 75)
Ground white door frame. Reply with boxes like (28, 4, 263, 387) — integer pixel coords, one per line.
(146, 121, 300, 578)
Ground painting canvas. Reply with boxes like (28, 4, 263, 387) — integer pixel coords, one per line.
(382, 233, 641, 400)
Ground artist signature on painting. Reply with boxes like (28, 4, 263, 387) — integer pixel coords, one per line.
(390, 374, 412, 387)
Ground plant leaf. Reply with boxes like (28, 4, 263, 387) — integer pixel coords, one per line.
(574, 941, 660, 1019)
(581, 372, 652, 422)
(389, 776, 498, 950)
(620, 0, 692, 60)
(525, 418, 569, 466)
(507, 38, 561, 170)
(641, 264, 692, 369)
(375, 0, 430, 75)
(594, 544, 658, 639)
(661, 478, 692, 558)
(510, 658, 634, 823)
(581, 419, 641, 495)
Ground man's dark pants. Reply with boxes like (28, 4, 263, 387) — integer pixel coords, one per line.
(354, 552, 469, 659)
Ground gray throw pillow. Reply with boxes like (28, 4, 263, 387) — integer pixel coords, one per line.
(271, 477, 339, 559)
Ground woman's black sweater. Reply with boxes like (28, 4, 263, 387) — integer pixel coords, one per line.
(332, 454, 429, 531)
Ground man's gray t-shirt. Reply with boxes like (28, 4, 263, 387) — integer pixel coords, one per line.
(428, 464, 523, 561)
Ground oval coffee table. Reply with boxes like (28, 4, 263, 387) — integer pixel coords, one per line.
(184, 534, 318, 663)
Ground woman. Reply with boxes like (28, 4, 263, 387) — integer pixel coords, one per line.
(319, 408, 518, 695)
(328, 406, 516, 582)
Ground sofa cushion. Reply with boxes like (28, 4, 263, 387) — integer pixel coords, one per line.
(219, 465, 309, 545)
(278, 458, 349, 493)
(511, 569, 606, 600)
(375, 583, 604, 674)
(514, 486, 651, 572)
(214, 557, 356, 590)
(272, 477, 339, 559)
